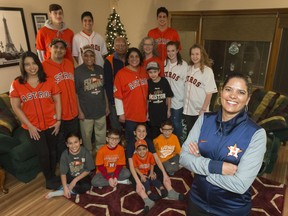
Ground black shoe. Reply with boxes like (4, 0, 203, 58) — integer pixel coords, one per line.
(178, 193, 184, 201)
(160, 188, 168, 198)
(142, 206, 150, 215)
(148, 192, 161, 201)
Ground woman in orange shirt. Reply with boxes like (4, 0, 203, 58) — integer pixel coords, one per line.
(10, 51, 61, 189)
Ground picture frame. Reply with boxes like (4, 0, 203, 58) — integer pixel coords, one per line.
(0, 7, 30, 68)
(31, 13, 48, 35)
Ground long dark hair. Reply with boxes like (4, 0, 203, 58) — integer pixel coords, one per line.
(125, 47, 143, 66)
(18, 51, 46, 84)
(165, 41, 183, 66)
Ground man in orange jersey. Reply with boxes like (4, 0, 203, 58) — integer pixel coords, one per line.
(148, 7, 181, 61)
(42, 38, 79, 161)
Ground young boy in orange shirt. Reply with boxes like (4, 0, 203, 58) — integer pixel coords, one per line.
(153, 120, 181, 175)
(132, 139, 168, 203)
(92, 129, 130, 188)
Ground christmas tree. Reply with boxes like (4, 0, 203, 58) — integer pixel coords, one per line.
(105, 8, 130, 55)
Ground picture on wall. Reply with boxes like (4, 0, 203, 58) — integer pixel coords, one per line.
(31, 13, 48, 35)
(0, 7, 30, 68)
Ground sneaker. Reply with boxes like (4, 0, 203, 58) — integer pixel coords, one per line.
(160, 188, 168, 198)
(117, 179, 131, 185)
(142, 206, 150, 215)
(178, 193, 184, 201)
(148, 192, 161, 201)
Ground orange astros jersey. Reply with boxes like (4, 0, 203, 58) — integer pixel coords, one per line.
(36, 26, 74, 62)
(113, 66, 148, 122)
(148, 27, 181, 61)
(42, 58, 78, 120)
(9, 78, 61, 130)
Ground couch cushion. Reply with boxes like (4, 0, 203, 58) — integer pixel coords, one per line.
(249, 89, 280, 122)
(0, 93, 20, 136)
(0, 133, 19, 154)
(0, 153, 40, 183)
(10, 127, 36, 161)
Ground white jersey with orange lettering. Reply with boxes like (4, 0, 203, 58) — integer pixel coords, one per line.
(164, 59, 188, 109)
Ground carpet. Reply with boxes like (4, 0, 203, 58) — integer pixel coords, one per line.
(70, 168, 286, 216)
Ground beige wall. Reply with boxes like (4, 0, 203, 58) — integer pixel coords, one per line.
(0, 0, 288, 93)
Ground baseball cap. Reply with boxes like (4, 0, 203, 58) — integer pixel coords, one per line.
(135, 139, 148, 149)
(50, 38, 67, 48)
(146, 61, 159, 71)
(81, 45, 95, 55)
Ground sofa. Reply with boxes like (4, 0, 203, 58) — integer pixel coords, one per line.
(248, 89, 288, 174)
(0, 92, 40, 183)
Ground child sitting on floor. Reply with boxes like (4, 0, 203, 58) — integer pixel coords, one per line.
(132, 139, 167, 202)
(91, 129, 131, 188)
(46, 132, 95, 200)
(127, 123, 183, 214)
(153, 119, 181, 175)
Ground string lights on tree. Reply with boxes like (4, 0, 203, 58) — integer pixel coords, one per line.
(105, 8, 130, 55)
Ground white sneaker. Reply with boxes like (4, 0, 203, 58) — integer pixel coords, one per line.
(117, 179, 131, 185)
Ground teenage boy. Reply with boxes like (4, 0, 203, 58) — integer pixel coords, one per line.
(104, 37, 128, 131)
(36, 4, 74, 63)
(92, 129, 130, 188)
(148, 7, 181, 60)
(42, 38, 79, 160)
(153, 120, 181, 175)
(73, 11, 107, 67)
(75, 45, 109, 154)
(147, 61, 173, 139)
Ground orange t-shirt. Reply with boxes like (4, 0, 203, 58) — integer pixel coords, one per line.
(42, 58, 78, 120)
(113, 66, 148, 122)
(153, 134, 181, 163)
(36, 26, 74, 63)
(132, 152, 155, 175)
(96, 145, 126, 173)
(9, 78, 61, 130)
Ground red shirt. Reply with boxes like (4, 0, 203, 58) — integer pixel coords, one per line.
(114, 66, 148, 122)
(36, 26, 74, 62)
(9, 78, 60, 130)
(42, 59, 78, 120)
(148, 27, 181, 61)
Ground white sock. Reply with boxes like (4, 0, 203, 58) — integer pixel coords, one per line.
(45, 190, 64, 199)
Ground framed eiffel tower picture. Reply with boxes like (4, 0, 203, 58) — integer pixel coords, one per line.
(0, 7, 30, 68)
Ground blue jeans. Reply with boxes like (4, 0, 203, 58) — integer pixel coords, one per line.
(125, 120, 139, 150)
(170, 107, 183, 140)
